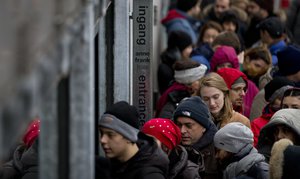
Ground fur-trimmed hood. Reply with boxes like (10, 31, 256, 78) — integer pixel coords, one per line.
(269, 139, 293, 179)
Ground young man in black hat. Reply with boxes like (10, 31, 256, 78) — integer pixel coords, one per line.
(98, 101, 169, 179)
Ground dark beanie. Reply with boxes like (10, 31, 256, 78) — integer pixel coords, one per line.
(277, 45, 300, 76)
(104, 101, 139, 129)
(176, 0, 199, 12)
(257, 17, 284, 38)
(173, 96, 212, 129)
(168, 31, 193, 52)
(264, 77, 294, 102)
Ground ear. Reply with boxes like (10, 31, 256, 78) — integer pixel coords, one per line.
(202, 128, 207, 133)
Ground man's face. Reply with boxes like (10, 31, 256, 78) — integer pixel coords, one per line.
(202, 28, 220, 45)
(214, 0, 230, 18)
(99, 127, 131, 161)
(229, 83, 247, 107)
(176, 116, 206, 146)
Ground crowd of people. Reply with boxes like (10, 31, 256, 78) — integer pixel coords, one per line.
(1, 0, 300, 178)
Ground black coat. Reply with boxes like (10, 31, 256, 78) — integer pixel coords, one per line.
(0, 139, 38, 179)
(110, 133, 169, 179)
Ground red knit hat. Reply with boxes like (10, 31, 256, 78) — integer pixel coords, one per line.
(142, 118, 181, 150)
(22, 118, 40, 147)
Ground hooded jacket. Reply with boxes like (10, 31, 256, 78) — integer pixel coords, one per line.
(257, 109, 300, 162)
(217, 67, 259, 117)
(110, 132, 169, 179)
(187, 121, 221, 179)
(251, 104, 276, 147)
(161, 9, 202, 43)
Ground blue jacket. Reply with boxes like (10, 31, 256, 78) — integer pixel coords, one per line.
(269, 40, 286, 66)
(161, 9, 202, 44)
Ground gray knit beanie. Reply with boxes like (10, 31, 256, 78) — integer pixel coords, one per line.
(214, 122, 253, 153)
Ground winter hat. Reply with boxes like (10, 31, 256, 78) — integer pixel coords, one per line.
(210, 46, 240, 72)
(214, 122, 254, 153)
(257, 17, 284, 38)
(22, 118, 40, 147)
(264, 77, 295, 102)
(216, 68, 248, 90)
(277, 45, 300, 76)
(168, 31, 193, 52)
(176, 0, 199, 12)
(142, 118, 182, 150)
(174, 65, 207, 84)
(173, 96, 212, 129)
(99, 101, 140, 142)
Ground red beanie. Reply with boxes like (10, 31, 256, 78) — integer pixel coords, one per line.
(22, 118, 40, 147)
(142, 118, 181, 150)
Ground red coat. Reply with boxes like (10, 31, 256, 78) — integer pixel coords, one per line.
(251, 105, 275, 147)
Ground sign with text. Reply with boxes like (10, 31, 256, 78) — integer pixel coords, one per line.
(132, 0, 153, 127)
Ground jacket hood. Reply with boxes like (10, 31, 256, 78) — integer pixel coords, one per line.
(161, 9, 185, 24)
(257, 109, 300, 160)
(217, 67, 248, 90)
(210, 46, 239, 72)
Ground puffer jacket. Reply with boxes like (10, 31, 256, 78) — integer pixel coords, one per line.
(257, 108, 300, 162)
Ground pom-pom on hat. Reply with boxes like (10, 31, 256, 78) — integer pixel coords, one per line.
(142, 118, 181, 150)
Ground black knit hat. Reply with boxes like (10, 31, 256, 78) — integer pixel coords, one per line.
(176, 0, 199, 12)
(173, 96, 212, 128)
(278, 45, 300, 76)
(168, 31, 193, 52)
(264, 77, 294, 102)
(104, 101, 139, 129)
(257, 17, 284, 38)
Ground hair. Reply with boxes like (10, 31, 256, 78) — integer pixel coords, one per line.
(244, 46, 272, 65)
(281, 88, 300, 108)
(176, 0, 199, 12)
(197, 21, 223, 46)
(197, 72, 233, 121)
(173, 60, 200, 71)
(220, 10, 239, 31)
(212, 31, 241, 53)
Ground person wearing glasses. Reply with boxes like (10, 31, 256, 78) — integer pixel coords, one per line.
(197, 72, 250, 129)
(216, 68, 249, 115)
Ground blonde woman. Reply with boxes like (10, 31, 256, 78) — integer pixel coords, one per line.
(197, 72, 250, 129)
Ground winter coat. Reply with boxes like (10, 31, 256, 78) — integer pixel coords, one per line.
(215, 111, 250, 129)
(187, 122, 221, 179)
(161, 9, 202, 43)
(216, 68, 259, 118)
(257, 109, 300, 162)
(110, 133, 169, 179)
(249, 90, 267, 121)
(95, 156, 112, 179)
(156, 82, 190, 118)
(269, 40, 286, 66)
(223, 144, 269, 179)
(158, 48, 181, 95)
(251, 104, 275, 147)
(0, 140, 38, 179)
(168, 145, 201, 179)
(269, 139, 300, 179)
